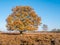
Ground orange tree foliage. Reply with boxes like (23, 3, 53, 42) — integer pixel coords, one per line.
(6, 6, 41, 31)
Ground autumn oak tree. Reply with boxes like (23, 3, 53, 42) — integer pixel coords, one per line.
(6, 6, 41, 34)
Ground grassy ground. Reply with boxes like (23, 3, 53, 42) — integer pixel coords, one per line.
(0, 32, 60, 45)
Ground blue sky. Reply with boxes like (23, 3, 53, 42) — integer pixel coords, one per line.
(0, 0, 60, 31)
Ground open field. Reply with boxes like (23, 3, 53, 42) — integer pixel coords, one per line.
(0, 32, 60, 45)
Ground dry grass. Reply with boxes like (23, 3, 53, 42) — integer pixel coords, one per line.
(0, 32, 60, 45)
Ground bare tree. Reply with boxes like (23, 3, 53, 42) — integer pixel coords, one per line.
(42, 24, 48, 31)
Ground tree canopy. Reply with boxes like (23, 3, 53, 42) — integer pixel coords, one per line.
(6, 6, 41, 31)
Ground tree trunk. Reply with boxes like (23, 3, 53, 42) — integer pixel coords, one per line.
(20, 31, 23, 34)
